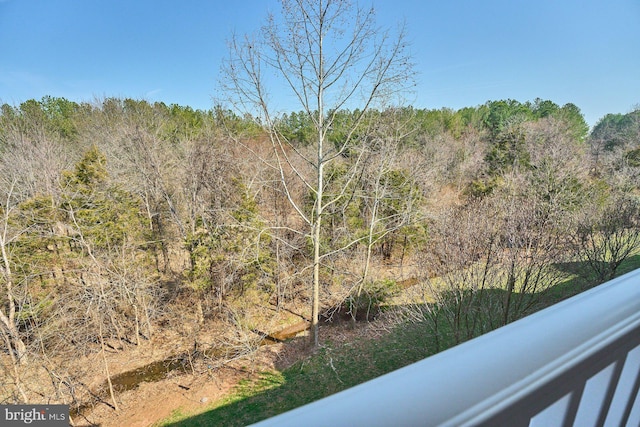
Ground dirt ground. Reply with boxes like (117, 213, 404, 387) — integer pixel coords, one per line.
(74, 320, 380, 427)
(76, 365, 242, 427)
(74, 340, 295, 426)
(65, 259, 417, 427)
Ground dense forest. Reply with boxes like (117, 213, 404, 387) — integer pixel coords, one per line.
(1, 95, 640, 411)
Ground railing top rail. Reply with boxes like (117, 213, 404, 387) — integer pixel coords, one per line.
(251, 269, 640, 427)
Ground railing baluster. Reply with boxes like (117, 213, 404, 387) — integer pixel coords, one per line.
(563, 386, 585, 427)
(619, 358, 640, 427)
(597, 357, 626, 426)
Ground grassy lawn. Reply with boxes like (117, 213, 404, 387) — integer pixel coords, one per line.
(157, 319, 441, 427)
(158, 255, 640, 427)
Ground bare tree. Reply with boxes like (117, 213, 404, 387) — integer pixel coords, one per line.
(0, 182, 28, 364)
(0, 103, 71, 199)
(349, 111, 422, 319)
(221, 0, 413, 346)
(493, 181, 567, 325)
(572, 194, 640, 282)
(0, 181, 30, 403)
(419, 181, 568, 348)
(91, 101, 185, 272)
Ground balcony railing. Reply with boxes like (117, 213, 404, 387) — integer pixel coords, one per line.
(251, 269, 640, 427)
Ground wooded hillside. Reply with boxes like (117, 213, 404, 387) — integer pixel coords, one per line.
(1, 96, 639, 410)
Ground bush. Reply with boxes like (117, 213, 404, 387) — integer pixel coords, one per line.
(345, 279, 398, 321)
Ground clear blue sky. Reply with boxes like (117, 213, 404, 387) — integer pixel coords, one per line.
(1, 0, 638, 127)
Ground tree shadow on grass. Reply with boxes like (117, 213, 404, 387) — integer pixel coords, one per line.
(543, 254, 640, 305)
(162, 258, 640, 427)
(162, 317, 442, 427)
(161, 292, 548, 426)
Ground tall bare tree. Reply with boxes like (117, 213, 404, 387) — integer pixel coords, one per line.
(349, 111, 422, 319)
(0, 182, 29, 365)
(221, 0, 413, 346)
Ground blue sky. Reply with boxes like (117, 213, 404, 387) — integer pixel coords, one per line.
(0, 0, 638, 127)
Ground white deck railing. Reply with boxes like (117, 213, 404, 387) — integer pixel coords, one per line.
(251, 269, 640, 427)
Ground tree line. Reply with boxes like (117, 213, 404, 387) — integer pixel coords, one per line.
(1, 93, 639, 407)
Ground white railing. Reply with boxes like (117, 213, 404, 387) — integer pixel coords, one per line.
(251, 269, 640, 427)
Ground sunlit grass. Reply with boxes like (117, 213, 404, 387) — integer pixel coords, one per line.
(159, 254, 640, 426)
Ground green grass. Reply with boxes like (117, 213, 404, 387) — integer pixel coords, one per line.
(542, 254, 640, 305)
(157, 320, 441, 427)
(159, 256, 640, 427)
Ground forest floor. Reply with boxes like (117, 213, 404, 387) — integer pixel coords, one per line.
(73, 255, 640, 426)
(65, 257, 420, 426)
(75, 319, 378, 427)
